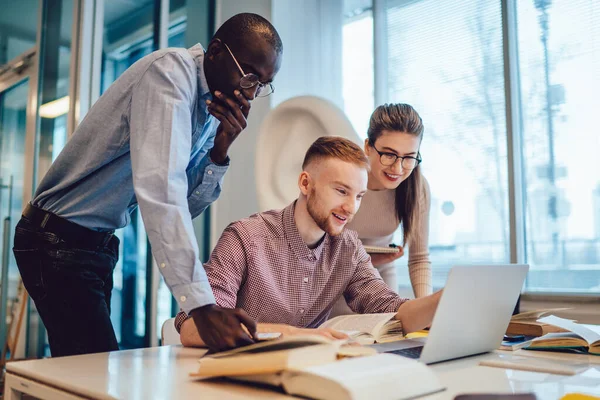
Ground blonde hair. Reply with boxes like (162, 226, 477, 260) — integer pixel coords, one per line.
(302, 136, 369, 171)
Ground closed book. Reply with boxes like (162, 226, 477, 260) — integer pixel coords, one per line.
(499, 335, 536, 351)
(506, 321, 567, 337)
(238, 354, 445, 400)
(506, 308, 571, 337)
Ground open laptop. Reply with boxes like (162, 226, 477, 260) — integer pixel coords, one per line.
(372, 264, 529, 364)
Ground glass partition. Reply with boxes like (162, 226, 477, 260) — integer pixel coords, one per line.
(31, 0, 75, 357)
(0, 0, 39, 66)
(37, 0, 74, 178)
(102, 0, 156, 349)
(0, 78, 30, 357)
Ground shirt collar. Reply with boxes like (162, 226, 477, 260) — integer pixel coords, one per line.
(283, 201, 328, 261)
(188, 43, 211, 98)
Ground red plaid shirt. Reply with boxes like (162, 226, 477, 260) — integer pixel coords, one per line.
(175, 201, 408, 331)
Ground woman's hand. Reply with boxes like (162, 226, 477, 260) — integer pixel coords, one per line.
(369, 246, 405, 267)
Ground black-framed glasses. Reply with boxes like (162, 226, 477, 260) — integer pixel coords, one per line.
(223, 43, 274, 97)
(370, 143, 422, 170)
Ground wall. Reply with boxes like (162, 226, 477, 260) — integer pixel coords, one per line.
(211, 0, 345, 245)
(271, 0, 344, 109)
(211, 0, 274, 245)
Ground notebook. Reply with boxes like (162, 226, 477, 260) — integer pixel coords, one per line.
(362, 245, 400, 254)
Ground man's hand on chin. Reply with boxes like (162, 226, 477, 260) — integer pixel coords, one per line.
(208, 89, 252, 164)
(188, 304, 257, 352)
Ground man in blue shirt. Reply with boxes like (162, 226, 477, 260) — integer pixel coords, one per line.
(13, 13, 283, 356)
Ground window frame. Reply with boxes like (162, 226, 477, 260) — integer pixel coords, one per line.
(358, 0, 600, 300)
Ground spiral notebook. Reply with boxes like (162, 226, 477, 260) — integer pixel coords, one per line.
(363, 245, 400, 254)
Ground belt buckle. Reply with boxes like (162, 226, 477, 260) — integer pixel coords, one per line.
(40, 213, 50, 228)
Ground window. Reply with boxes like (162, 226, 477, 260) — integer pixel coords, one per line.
(342, 0, 600, 295)
(387, 0, 509, 289)
(102, 0, 157, 349)
(101, 0, 215, 347)
(342, 1, 374, 137)
(516, 0, 600, 293)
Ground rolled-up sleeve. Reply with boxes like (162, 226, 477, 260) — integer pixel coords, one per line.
(186, 150, 229, 219)
(130, 51, 215, 313)
(344, 244, 409, 314)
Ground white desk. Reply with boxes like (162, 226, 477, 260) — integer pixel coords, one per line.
(4, 346, 600, 400)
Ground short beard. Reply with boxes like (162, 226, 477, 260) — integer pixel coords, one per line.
(306, 189, 343, 237)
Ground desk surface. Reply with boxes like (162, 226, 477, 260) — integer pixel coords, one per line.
(6, 345, 600, 400)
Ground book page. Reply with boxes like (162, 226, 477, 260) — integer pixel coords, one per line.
(532, 331, 585, 344)
(231, 372, 284, 387)
(321, 313, 396, 336)
(538, 316, 600, 345)
(282, 354, 444, 400)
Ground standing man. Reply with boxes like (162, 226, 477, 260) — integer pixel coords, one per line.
(13, 13, 282, 356)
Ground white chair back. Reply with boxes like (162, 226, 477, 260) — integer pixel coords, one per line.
(256, 95, 361, 211)
(161, 317, 181, 346)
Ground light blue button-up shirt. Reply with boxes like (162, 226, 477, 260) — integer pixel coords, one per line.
(33, 44, 223, 313)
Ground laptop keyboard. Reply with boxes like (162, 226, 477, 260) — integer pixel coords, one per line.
(389, 345, 424, 359)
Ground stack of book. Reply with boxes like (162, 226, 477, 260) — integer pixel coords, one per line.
(190, 334, 445, 400)
(506, 308, 571, 337)
(505, 309, 600, 356)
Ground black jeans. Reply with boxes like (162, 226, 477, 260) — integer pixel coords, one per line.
(13, 210, 120, 357)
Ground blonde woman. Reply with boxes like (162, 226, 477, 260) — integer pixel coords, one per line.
(333, 103, 432, 315)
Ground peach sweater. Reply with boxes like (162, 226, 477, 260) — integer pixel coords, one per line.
(347, 177, 433, 298)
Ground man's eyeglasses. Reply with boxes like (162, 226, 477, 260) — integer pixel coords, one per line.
(370, 142, 422, 170)
(223, 43, 274, 97)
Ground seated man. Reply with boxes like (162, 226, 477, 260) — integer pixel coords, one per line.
(177, 136, 441, 347)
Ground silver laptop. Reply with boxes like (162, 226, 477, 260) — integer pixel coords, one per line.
(372, 264, 529, 364)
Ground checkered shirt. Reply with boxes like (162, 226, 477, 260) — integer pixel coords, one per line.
(175, 201, 408, 332)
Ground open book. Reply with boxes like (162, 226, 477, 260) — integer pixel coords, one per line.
(234, 354, 444, 400)
(321, 313, 402, 344)
(506, 308, 571, 336)
(525, 315, 600, 356)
